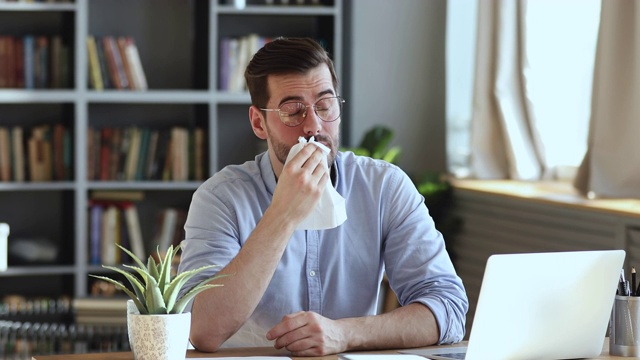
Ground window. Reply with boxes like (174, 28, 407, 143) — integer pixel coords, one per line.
(446, 0, 602, 180)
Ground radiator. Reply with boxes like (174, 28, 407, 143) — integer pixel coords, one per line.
(448, 185, 640, 338)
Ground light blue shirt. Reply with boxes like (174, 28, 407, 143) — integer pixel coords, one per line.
(178, 151, 468, 346)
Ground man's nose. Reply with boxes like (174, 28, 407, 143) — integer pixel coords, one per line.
(302, 107, 322, 135)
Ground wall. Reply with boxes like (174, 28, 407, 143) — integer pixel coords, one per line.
(344, 0, 447, 177)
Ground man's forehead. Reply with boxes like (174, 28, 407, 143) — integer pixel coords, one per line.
(266, 65, 334, 102)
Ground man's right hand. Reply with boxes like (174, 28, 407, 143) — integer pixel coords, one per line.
(270, 143, 329, 226)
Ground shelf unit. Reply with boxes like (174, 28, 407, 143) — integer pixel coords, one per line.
(0, 0, 342, 301)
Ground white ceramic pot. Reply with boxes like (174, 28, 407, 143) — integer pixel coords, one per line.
(126, 300, 191, 360)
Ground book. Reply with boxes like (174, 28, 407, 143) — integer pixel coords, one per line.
(116, 37, 135, 90)
(99, 127, 111, 181)
(116, 127, 130, 180)
(63, 127, 72, 179)
(90, 190, 144, 202)
(35, 36, 48, 89)
(194, 127, 205, 181)
(52, 123, 65, 181)
(86, 127, 93, 180)
(28, 125, 52, 181)
(102, 36, 121, 89)
(171, 127, 188, 181)
(0, 127, 11, 181)
(11, 126, 24, 182)
(124, 127, 141, 181)
(0, 37, 8, 88)
(135, 127, 150, 180)
(106, 36, 129, 90)
(13, 37, 24, 88)
(145, 129, 160, 180)
(23, 35, 34, 89)
(93, 36, 111, 89)
(122, 37, 147, 90)
(153, 208, 178, 254)
(74, 297, 128, 325)
(100, 204, 119, 265)
(86, 36, 103, 90)
(123, 203, 145, 261)
(89, 204, 103, 265)
(50, 35, 62, 88)
(108, 127, 121, 180)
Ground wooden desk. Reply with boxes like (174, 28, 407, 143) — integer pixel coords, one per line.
(29, 339, 627, 360)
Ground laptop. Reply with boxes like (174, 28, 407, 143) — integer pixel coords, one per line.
(404, 250, 625, 360)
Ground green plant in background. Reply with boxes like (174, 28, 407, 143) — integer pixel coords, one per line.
(90, 244, 227, 314)
(342, 125, 402, 164)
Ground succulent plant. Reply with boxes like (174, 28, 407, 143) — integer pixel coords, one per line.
(90, 243, 226, 314)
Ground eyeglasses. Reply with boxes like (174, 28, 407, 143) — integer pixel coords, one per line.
(260, 96, 345, 127)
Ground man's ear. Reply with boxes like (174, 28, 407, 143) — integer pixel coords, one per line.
(249, 106, 268, 140)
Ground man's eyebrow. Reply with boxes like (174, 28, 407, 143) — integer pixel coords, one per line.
(277, 89, 336, 106)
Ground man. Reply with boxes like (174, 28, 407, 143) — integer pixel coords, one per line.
(177, 37, 468, 356)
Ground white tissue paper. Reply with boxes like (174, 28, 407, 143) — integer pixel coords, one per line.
(284, 136, 347, 230)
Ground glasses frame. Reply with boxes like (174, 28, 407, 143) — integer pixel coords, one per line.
(259, 96, 346, 127)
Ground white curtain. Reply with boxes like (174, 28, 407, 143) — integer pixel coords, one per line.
(574, 1, 640, 198)
(469, 0, 544, 180)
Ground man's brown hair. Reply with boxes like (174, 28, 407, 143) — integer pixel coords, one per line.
(244, 37, 338, 109)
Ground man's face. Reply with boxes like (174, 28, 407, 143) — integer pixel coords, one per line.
(261, 64, 341, 170)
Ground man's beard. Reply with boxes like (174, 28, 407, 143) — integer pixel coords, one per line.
(268, 129, 339, 169)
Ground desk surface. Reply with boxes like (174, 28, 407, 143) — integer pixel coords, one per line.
(29, 340, 623, 360)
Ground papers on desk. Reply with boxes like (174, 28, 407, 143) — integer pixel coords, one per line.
(338, 355, 427, 359)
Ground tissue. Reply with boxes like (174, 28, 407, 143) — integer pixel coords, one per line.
(284, 137, 347, 230)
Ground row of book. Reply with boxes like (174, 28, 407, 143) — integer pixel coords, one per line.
(0, 320, 129, 359)
(87, 125, 206, 182)
(88, 193, 187, 266)
(73, 297, 127, 326)
(87, 35, 147, 91)
(0, 124, 72, 182)
(219, 34, 271, 92)
(1, 296, 71, 318)
(0, 35, 70, 89)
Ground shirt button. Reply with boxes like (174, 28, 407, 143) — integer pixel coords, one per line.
(309, 270, 316, 277)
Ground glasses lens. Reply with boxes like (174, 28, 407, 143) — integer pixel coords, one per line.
(279, 102, 305, 126)
(315, 97, 342, 122)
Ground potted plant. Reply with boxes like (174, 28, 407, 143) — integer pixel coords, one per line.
(90, 243, 226, 360)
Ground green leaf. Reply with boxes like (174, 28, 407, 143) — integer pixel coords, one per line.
(115, 243, 146, 270)
(122, 264, 147, 303)
(147, 256, 159, 281)
(102, 265, 146, 306)
(157, 244, 176, 294)
(144, 273, 167, 313)
(360, 126, 393, 156)
(382, 146, 401, 164)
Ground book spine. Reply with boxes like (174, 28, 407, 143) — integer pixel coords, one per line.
(0, 127, 11, 181)
(86, 35, 104, 90)
(11, 126, 25, 182)
(89, 203, 103, 265)
(123, 37, 148, 90)
(23, 35, 35, 89)
(123, 203, 145, 260)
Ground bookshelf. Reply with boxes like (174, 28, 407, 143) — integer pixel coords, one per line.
(0, 0, 342, 306)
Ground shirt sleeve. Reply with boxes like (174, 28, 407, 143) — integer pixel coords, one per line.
(381, 169, 469, 344)
(176, 179, 242, 305)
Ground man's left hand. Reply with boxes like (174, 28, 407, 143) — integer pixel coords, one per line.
(267, 311, 347, 356)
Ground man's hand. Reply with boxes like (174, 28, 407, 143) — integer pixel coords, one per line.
(270, 144, 329, 225)
(267, 311, 347, 357)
